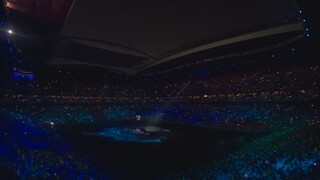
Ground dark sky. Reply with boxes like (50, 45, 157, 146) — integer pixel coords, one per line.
(61, 0, 298, 58)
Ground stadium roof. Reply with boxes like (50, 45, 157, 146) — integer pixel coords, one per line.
(47, 0, 304, 75)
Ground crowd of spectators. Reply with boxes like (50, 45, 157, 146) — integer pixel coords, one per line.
(164, 125, 320, 179)
(1, 103, 319, 131)
(1, 103, 319, 178)
(0, 64, 319, 178)
(1, 66, 319, 104)
(0, 110, 114, 179)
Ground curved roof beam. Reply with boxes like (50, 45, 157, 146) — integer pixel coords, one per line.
(47, 57, 137, 75)
(141, 22, 304, 71)
(60, 37, 157, 59)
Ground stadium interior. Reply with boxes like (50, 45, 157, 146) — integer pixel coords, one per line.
(0, 0, 319, 179)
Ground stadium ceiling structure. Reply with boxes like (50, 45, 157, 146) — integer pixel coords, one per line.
(47, 0, 304, 75)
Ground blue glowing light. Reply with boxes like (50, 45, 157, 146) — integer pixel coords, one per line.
(203, 69, 207, 76)
(13, 72, 35, 81)
(96, 127, 165, 143)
